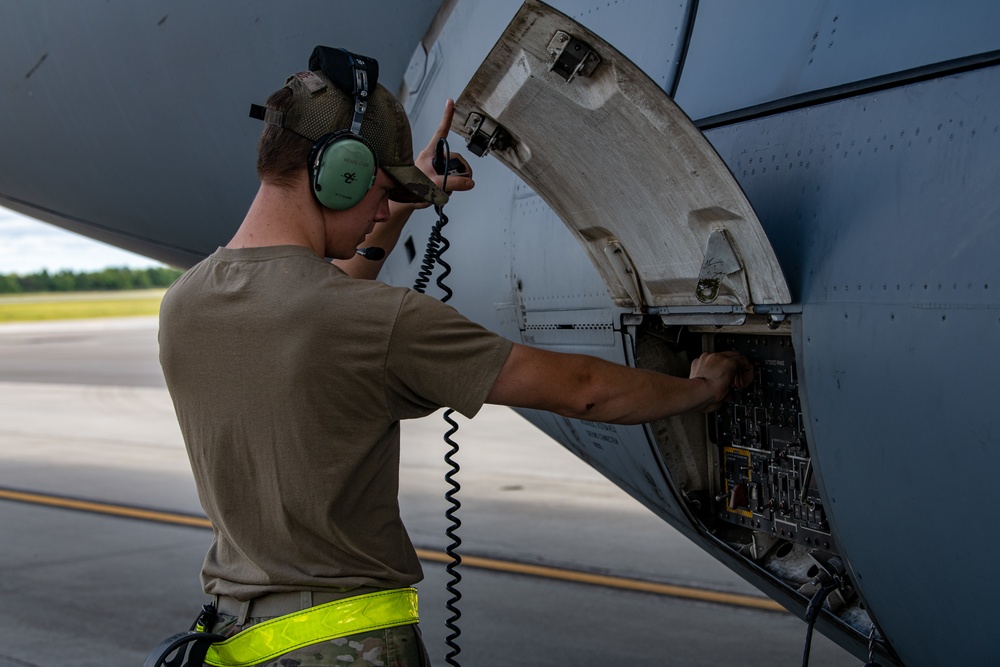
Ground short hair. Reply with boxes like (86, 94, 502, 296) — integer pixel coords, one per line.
(256, 87, 313, 187)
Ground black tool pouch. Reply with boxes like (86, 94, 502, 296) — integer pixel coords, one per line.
(144, 604, 225, 667)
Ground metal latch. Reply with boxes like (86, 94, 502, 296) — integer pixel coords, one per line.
(464, 112, 508, 157)
(547, 31, 600, 82)
(696, 230, 745, 303)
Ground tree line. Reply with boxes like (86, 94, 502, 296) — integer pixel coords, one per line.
(0, 266, 184, 294)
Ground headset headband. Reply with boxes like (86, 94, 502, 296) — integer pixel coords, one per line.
(346, 54, 368, 134)
(248, 47, 380, 138)
(308, 47, 379, 135)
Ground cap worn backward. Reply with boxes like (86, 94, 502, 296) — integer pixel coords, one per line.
(282, 71, 448, 207)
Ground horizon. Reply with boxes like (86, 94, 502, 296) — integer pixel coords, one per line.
(0, 206, 168, 276)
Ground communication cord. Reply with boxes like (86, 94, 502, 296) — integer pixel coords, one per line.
(800, 557, 845, 667)
(411, 138, 462, 667)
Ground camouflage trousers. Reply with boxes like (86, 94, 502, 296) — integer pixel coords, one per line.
(209, 612, 431, 667)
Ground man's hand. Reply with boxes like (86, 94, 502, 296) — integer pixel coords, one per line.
(689, 351, 754, 412)
(410, 99, 475, 206)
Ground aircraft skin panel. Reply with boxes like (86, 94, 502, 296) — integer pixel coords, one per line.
(674, 0, 1000, 121)
(451, 0, 791, 309)
(509, 183, 617, 332)
(801, 305, 997, 666)
(706, 64, 1000, 666)
(0, 0, 445, 267)
(514, 398, 692, 526)
(706, 74, 1000, 307)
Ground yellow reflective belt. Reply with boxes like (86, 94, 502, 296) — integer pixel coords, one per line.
(203, 587, 418, 667)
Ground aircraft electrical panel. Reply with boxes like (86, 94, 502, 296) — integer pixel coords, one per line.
(708, 334, 836, 554)
(633, 318, 870, 648)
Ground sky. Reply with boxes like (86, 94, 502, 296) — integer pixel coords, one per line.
(0, 206, 165, 275)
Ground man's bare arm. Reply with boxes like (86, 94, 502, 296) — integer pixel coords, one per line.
(486, 343, 752, 424)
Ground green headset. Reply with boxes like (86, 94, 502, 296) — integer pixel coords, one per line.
(309, 129, 377, 210)
(249, 47, 380, 211)
(307, 49, 378, 210)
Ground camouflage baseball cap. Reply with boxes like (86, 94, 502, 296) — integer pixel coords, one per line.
(274, 69, 447, 206)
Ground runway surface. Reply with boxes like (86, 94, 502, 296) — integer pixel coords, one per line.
(0, 316, 853, 666)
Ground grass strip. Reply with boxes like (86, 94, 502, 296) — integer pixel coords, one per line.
(0, 290, 166, 322)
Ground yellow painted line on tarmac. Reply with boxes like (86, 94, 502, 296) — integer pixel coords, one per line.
(0, 488, 212, 529)
(416, 549, 783, 611)
(1, 487, 784, 613)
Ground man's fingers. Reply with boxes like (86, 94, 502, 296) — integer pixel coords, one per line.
(713, 351, 755, 389)
(731, 358, 754, 389)
(430, 99, 456, 147)
(443, 175, 476, 193)
(689, 351, 755, 397)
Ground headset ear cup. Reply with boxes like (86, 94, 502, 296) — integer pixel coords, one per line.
(310, 133, 377, 210)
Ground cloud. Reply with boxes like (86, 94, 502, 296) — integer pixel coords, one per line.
(0, 207, 164, 275)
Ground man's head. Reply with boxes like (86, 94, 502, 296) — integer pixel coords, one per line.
(253, 62, 447, 209)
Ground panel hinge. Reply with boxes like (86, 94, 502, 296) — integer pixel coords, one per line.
(647, 304, 748, 327)
(696, 229, 747, 304)
(547, 31, 600, 82)
(464, 112, 510, 158)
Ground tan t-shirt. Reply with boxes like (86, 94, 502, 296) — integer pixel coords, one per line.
(158, 245, 512, 599)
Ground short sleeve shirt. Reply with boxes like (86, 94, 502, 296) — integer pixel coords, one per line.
(158, 245, 512, 598)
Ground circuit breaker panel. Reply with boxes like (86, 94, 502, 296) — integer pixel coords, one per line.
(709, 334, 836, 553)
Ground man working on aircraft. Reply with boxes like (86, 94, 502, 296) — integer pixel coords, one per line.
(157, 47, 752, 666)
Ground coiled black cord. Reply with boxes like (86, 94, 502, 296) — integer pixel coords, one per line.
(411, 138, 462, 666)
(441, 409, 463, 667)
(412, 211, 453, 300)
